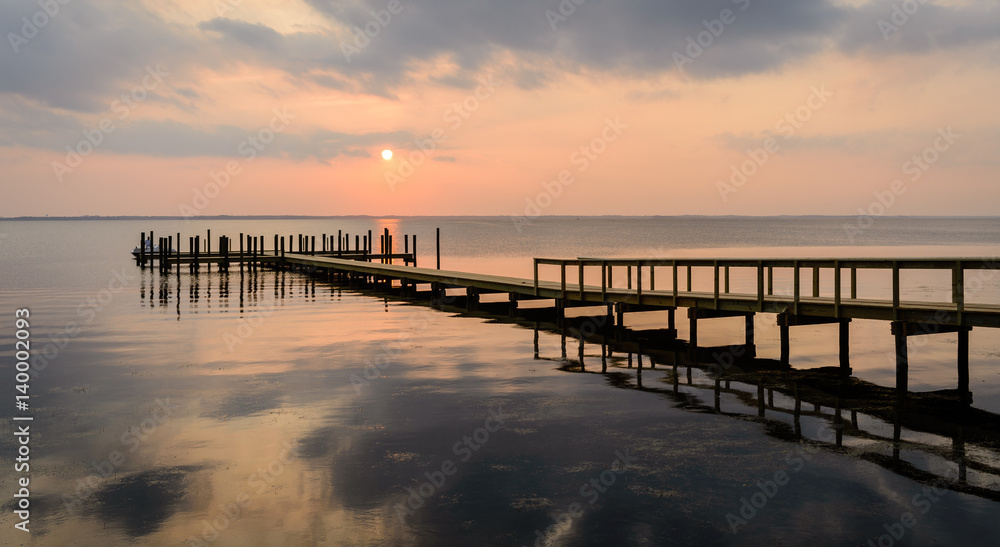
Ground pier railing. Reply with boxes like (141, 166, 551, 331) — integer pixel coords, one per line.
(533, 257, 1000, 318)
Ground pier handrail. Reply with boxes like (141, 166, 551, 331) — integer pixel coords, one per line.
(533, 256, 1000, 313)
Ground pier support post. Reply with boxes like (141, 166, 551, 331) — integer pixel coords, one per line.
(466, 287, 479, 311)
(688, 312, 698, 362)
(892, 321, 908, 400)
(839, 319, 851, 373)
(958, 327, 971, 405)
(744, 314, 756, 357)
(779, 322, 790, 366)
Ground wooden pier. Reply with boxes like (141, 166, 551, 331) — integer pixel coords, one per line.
(134, 230, 999, 405)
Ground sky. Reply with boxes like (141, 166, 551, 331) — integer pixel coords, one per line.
(1, 0, 999, 217)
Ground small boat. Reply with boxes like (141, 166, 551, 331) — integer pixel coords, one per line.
(131, 240, 176, 257)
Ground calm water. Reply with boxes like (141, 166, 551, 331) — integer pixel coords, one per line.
(2, 216, 1000, 546)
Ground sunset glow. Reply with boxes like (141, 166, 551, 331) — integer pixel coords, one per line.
(1, 1, 999, 217)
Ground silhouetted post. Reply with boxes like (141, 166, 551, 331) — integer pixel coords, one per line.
(958, 327, 970, 404)
(207, 230, 211, 273)
(367, 230, 373, 253)
(338, 230, 342, 256)
(779, 317, 790, 366)
(413, 235, 417, 267)
(311, 236, 316, 256)
(436, 228, 440, 269)
(745, 314, 755, 352)
(274, 235, 278, 256)
(892, 321, 908, 400)
(355, 235, 360, 254)
(688, 311, 698, 361)
(149, 230, 155, 269)
(239, 233, 244, 271)
(195, 235, 200, 272)
(139, 232, 146, 267)
(839, 320, 851, 372)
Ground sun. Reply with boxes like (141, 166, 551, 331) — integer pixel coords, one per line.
(381, 149, 393, 160)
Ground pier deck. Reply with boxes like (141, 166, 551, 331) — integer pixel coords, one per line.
(134, 227, 999, 404)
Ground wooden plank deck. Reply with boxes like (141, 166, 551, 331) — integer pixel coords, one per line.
(282, 253, 1000, 328)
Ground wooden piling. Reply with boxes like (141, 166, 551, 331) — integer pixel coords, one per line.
(780, 321, 790, 366)
(688, 312, 698, 361)
(139, 232, 146, 266)
(839, 320, 851, 371)
(436, 228, 440, 269)
(958, 327, 970, 404)
(892, 322, 908, 399)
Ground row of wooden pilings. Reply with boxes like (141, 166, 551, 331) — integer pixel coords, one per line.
(137, 228, 442, 273)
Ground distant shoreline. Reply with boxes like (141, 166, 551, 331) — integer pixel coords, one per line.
(2, 215, 999, 221)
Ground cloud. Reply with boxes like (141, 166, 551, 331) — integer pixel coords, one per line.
(2, 0, 1000, 162)
(0, 2, 207, 112)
